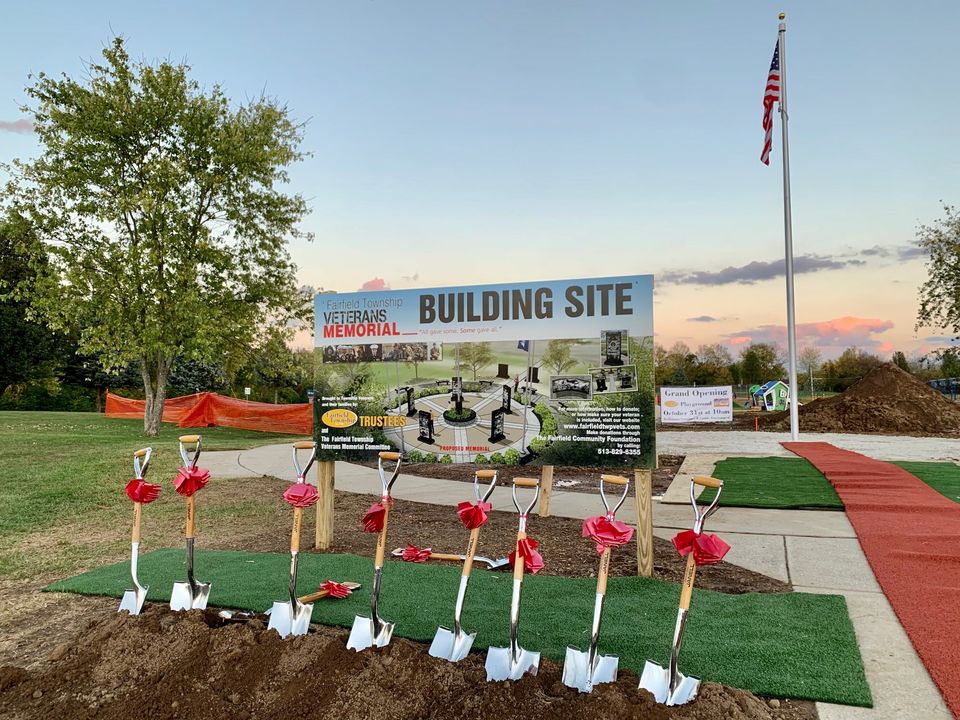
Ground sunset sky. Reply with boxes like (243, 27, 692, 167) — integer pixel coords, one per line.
(2, 1, 958, 359)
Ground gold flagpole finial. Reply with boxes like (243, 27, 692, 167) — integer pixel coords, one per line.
(779, 12, 785, 20)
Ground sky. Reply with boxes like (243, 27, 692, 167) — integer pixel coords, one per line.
(1, 1, 958, 359)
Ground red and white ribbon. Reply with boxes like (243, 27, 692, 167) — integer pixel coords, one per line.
(173, 466, 210, 497)
(400, 544, 432, 562)
(283, 482, 319, 508)
(319, 580, 353, 599)
(509, 536, 544, 574)
(457, 500, 492, 530)
(582, 514, 635, 554)
(362, 498, 392, 532)
(672, 529, 731, 566)
(125, 479, 162, 504)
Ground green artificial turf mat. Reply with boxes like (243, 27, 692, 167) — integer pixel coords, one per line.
(46, 549, 871, 707)
(892, 461, 960, 504)
(698, 457, 844, 510)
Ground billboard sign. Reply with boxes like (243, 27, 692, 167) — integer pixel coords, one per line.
(315, 275, 655, 467)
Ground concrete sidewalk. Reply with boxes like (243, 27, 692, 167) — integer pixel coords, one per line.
(201, 442, 950, 720)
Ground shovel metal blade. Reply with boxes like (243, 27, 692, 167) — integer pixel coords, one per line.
(428, 625, 476, 662)
(638, 660, 701, 706)
(267, 600, 313, 638)
(170, 580, 211, 611)
(561, 646, 619, 693)
(118, 584, 148, 615)
(346, 615, 395, 651)
(484, 646, 540, 681)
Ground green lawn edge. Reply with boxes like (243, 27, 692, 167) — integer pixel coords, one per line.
(46, 549, 871, 707)
(698, 457, 844, 510)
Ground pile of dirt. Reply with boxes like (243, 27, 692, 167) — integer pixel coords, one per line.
(0, 605, 816, 720)
(754, 363, 960, 436)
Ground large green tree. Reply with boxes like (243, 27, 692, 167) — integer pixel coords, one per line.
(5, 39, 310, 434)
(459, 342, 494, 380)
(916, 205, 959, 338)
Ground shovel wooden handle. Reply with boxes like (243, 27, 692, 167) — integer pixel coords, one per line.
(294, 441, 315, 449)
(461, 527, 482, 578)
(513, 531, 527, 582)
(426, 552, 462, 562)
(291, 507, 303, 553)
(379, 451, 401, 461)
(513, 478, 538, 488)
(297, 581, 360, 604)
(597, 547, 612, 595)
(600, 474, 628, 485)
(374, 503, 391, 567)
(475, 470, 497, 479)
(693, 475, 722, 489)
(185, 495, 196, 539)
(131, 502, 143, 543)
(679, 553, 697, 610)
(179, 434, 201, 444)
(134, 448, 150, 458)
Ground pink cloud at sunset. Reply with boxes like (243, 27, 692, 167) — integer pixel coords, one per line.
(724, 316, 896, 355)
(359, 277, 389, 291)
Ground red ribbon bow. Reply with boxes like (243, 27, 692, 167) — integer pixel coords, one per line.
(457, 500, 492, 530)
(400, 544, 432, 562)
(672, 529, 731, 566)
(173, 466, 210, 497)
(283, 482, 319, 508)
(125, 479, 162, 504)
(509, 536, 544, 574)
(362, 498, 392, 533)
(320, 580, 353, 599)
(582, 514, 635, 554)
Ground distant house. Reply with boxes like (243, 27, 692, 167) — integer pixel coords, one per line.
(753, 380, 790, 411)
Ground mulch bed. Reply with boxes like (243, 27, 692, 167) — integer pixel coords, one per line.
(0, 604, 816, 720)
(357, 455, 683, 495)
(217, 490, 789, 595)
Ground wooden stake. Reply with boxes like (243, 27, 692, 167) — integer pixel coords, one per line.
(538, 465, 554, 517)
(634, 468, 653, 577)
(315, 460, 335, 550)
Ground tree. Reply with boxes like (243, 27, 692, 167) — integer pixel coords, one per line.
(541, 340, 576, 375)
(459, 342, 494, 381)
(739, 343, 785, 385)
(892, 350, 911, 374)
(798, 345, 822, 395)
(655, 342, 697, 386)
(916, 205, 959, 337)
(693, 343, 733, 385)
(6, 39, 310, 434)
(821, 347, 882, 391)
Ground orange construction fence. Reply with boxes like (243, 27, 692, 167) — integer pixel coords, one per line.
(105, 391, 313, 435)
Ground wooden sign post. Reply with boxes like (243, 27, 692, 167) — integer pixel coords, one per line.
(315, 460, 335, 549)
(538, 465, 554, 516)
(634, 468, 653, 577)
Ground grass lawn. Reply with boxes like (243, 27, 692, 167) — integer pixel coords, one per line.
(892, 461, 960, 504)
(47, 548, 871, 707)
(0, 411, 295, 577)
(699, 457, 844, 510)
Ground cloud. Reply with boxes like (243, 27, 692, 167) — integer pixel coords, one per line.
(897, 245, 926, 260)
(401, 272, 419, 282)
(856, 244, 925, 262)
(923, 335, 958, 344)
(0, 118, 35, 134)
(359, 277, 389, 291)
(661, 254, 865, 286)
(687, 315, 719, 322)
(723, 316, 895, 354)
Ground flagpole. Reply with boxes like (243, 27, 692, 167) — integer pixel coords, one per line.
(778, 12, 800, 441)
(521, 341, 534, 449)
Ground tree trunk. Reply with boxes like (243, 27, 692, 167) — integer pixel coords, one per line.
(94, 387, 103, 413)
(140, 353, 173, 437)
(274, 387, 278, 404)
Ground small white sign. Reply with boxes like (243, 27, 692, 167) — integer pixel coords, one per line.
(244, 387, 252, 397)
(661, 386, 733, 424)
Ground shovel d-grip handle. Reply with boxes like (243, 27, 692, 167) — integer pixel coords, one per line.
(185, 495, 196, 539)
(474, 469, 498, 503)
(133, 447, 152, 480)
(378, 451, 402, 495)
(692, 475, 722, 488)
(179, 435, 202, 470)
(292, 441, 318, 480)
(290, 507, 304, 554)
(599, 474, 630, 516)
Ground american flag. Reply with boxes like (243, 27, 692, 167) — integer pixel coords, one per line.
(760, 41, 781, 165)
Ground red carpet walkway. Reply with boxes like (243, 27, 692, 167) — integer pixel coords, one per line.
(783, 442, 960, 717)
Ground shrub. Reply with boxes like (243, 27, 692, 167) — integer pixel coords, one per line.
(407, 450, 424, 463)
(503, 448, 521, 465)
(474, 454, 489, 464)
(440, 454, 453, 464)
(489, 451, 505, 464)
(423, 452, 439, 463)
(443, 408, 476, 423)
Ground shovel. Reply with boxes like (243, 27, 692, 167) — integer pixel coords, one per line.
(221, 581, 360, 621)
(639, 475, 724, 706)
(170, 435, 212, 611)
(562, 473, 631, 692)
(268, 441, 320, 638)
(119, 448, 158, 615)
(390, 548, 509, 570)
(485, 477, 541, 681)
(430, 469, 498, 662)
(347, 451, 402, 651)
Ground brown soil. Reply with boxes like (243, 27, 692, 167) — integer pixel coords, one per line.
(741, 363, 960, 436)
(362, 455, 683, 495)
(0, 604, 816, 720)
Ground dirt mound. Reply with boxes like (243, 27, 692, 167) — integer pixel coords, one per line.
(0, 605, 814, 720)
(757, 363, 960, 436)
